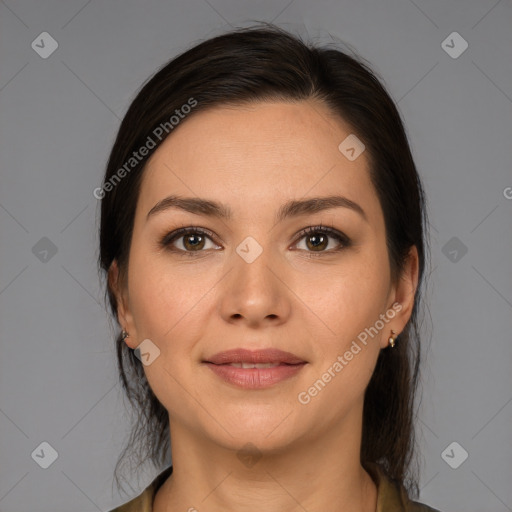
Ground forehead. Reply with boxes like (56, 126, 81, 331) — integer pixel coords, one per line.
(137, 100, 380, 223)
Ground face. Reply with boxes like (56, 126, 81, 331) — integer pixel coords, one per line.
(111, 100, 418, 454)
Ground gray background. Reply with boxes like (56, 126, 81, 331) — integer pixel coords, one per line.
(1, 1, 511, 511)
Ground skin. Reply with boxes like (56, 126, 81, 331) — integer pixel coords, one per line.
(109, 99, 419, 512)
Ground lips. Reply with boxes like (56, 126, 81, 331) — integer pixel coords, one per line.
(202, 348, 307, 389)
(204, 348, 306, 366)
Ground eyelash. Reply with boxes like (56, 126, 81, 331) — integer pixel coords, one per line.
(158, 223, 351, 258)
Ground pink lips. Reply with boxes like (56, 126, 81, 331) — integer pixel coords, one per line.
(203, 348, 307, 389)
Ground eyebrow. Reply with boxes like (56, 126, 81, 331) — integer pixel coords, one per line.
(146, 194, 368, 223)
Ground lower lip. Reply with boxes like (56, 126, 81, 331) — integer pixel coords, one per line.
(203, 362, 306, 389)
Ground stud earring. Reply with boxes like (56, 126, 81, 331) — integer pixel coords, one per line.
(121, 329, 130, 341)
(388, 330, 397, 348)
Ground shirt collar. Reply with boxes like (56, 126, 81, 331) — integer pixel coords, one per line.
(112, 462, 411, 512)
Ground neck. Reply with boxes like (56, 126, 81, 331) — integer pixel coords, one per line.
(154, 411, 377, 512)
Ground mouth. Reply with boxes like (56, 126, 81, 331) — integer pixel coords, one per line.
(202, 348, 307, 389)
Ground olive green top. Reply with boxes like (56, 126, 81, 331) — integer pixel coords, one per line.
(109, 462, 441, 512)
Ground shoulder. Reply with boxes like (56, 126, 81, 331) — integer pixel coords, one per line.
(406, 500, 443, 512)
(107, 465, 173, 512)
(365, 462, 443, 512)
(107, 488, 153, 512)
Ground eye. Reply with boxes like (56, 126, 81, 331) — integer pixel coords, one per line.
(159, 227, 220, 255)
(293, 224, 351, 256)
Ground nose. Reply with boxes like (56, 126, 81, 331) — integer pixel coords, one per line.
(219, 241, 291, 328)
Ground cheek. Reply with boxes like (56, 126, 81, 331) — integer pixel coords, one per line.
(126, 259, 208, 407)
(127, 253, 217, 354)
(300, 250, 390, 338)
(296, 256, 389, 411)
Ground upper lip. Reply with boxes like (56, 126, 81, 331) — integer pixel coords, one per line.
(204, 348, 306, 365)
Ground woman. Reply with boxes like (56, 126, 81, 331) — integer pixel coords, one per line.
(99, 23, 441, 512)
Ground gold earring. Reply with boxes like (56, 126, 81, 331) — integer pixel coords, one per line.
(121, 329, 130, 340)
(388, 330, 397, 348)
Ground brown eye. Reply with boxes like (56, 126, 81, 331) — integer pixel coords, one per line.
(294, 226, 350, 255)
(182, 232, 206, 251)
(159, 227, 219, 254)
(305, 232, 328, 251)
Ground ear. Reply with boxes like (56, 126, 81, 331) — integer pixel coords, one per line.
(381, 245, 420, 348)
(108, 260, 139, 349)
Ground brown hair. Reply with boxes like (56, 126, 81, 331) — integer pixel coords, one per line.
(98, 22, 430, 499)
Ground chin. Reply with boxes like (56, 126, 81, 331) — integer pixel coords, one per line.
(203, 411, 304, 455)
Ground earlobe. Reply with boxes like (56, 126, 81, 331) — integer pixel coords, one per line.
(387, 329, 397, 348)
